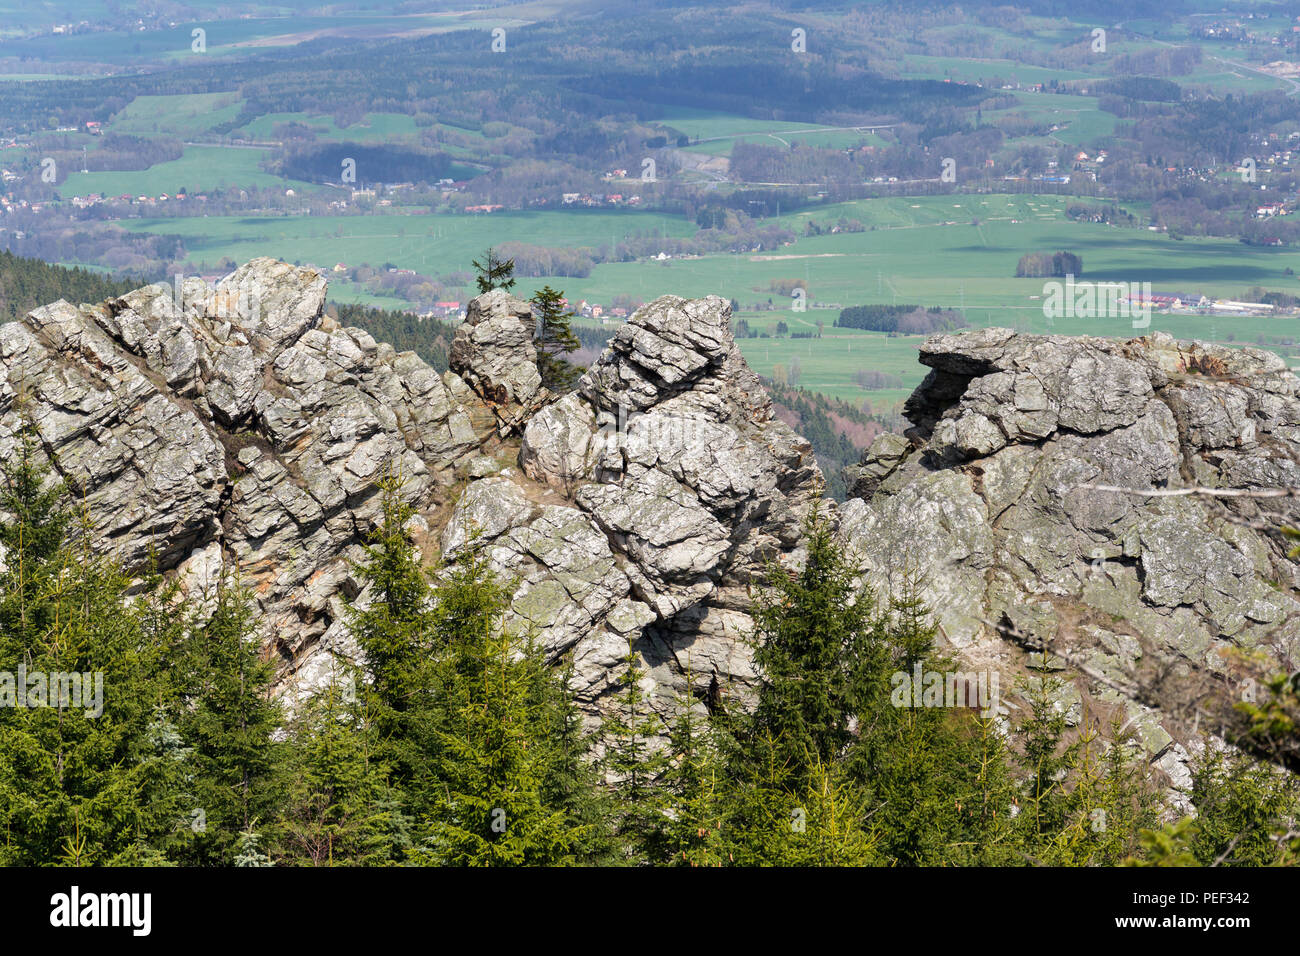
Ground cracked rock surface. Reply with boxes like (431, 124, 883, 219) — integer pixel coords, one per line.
(0, 266, 820, 729)
(501, 293, 822, 723)
(840, 328, 1300, 784)
(0, 258, 483, 688)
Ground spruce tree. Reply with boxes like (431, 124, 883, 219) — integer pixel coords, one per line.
(528, 654, 615, 863)
(781, 760, 878, 866)
(1011, 675, 1071, 844)
(742, 503, 884, 790)
(0, 418, 70, 653)
(851, 582, 1021, 866)
(658, 673, 727, 866)
(1188, 749, 1298, 866)
(281, 661, 401, 865)
(0, 445, 185, 864)
(417, 545, 593, 865)
(722, 504, 887, 864)
(135, 705, 201, 864)
(722, 735, 876, 866)
(174, 577, 285, 865)
(602, 646, 669, 863)
(530, 285, 582, 392)
(1026, 725, 1156, 866)
(472, 247, 516, 294)
(346, 471, 436, 791)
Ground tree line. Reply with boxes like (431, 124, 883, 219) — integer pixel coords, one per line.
(836, 303, 969, 334)
(0, 249, 138, 323)
(1015, 250, 1083, 278)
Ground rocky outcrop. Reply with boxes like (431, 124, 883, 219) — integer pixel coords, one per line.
(471, 293, 822, 723)
(448, 288, 544, 436)
(0, 264, 820, 729)
(839, 327, 1300, 788)
(7, 259, 1298, 778)
(0, 258, 484, 686)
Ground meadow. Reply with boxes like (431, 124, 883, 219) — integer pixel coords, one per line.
(108, 93, 244, 138)
(63, 145, 321, 196)
(657, 107, 845, 141)
(543, 195, 1300, 312)
(1003, 91, 1118, 146)
(123, 206, 697, 270)
(901, 55, 1090, 87)
(124, 193, 1299, 413)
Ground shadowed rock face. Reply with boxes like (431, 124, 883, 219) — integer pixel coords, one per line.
(840, 327, 1300, 793)
(447, 288, 543, 435)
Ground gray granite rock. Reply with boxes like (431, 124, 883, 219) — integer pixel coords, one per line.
(0, 258, 483, 688)
(840, 327, 1300, 784)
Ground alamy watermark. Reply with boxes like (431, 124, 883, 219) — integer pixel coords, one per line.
(890, 664, 1000, 718)
(0, 664, 103, 717)
(593, 405, 717, 459)
(50, 886, 150, 936)
(172, 273, 262, 324)
(1041, 275, 1152, 329)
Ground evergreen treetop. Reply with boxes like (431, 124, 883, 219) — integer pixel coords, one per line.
(471, 247, 516, 294)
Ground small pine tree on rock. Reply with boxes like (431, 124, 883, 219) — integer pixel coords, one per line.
(472, 247, 516, 294)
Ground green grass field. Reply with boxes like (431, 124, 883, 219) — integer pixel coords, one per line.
(1004, 91, 1117, 146)
(109, 93, 243, 137)
(123, 206, 696, 269)
(681, 128, 891, 157)
(119, 193, 1299, 413)
(123, 191, 1300, 312)
(657, 107, 839, 141)
(901, 54, 1091, 86)
(63, 145, 320, 197)
(551, 216, 1298, 315)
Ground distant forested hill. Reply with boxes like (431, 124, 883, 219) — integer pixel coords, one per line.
(0, 251, 136, 323)
(764, 382, 882, 500)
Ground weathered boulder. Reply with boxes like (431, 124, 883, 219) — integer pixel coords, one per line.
(0, 297, 227, 569)
(840, 328, 1300, 776)
(448, 288, 543, 434)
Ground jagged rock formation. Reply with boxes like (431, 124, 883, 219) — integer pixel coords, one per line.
(5, 259, 1298, 780)
(447, 288, 545, 436)
(840, 327, 1300, 788)
(463, 293, 821, 721)
(0, 261, 819, 727)
(0, 258, 483, 686)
